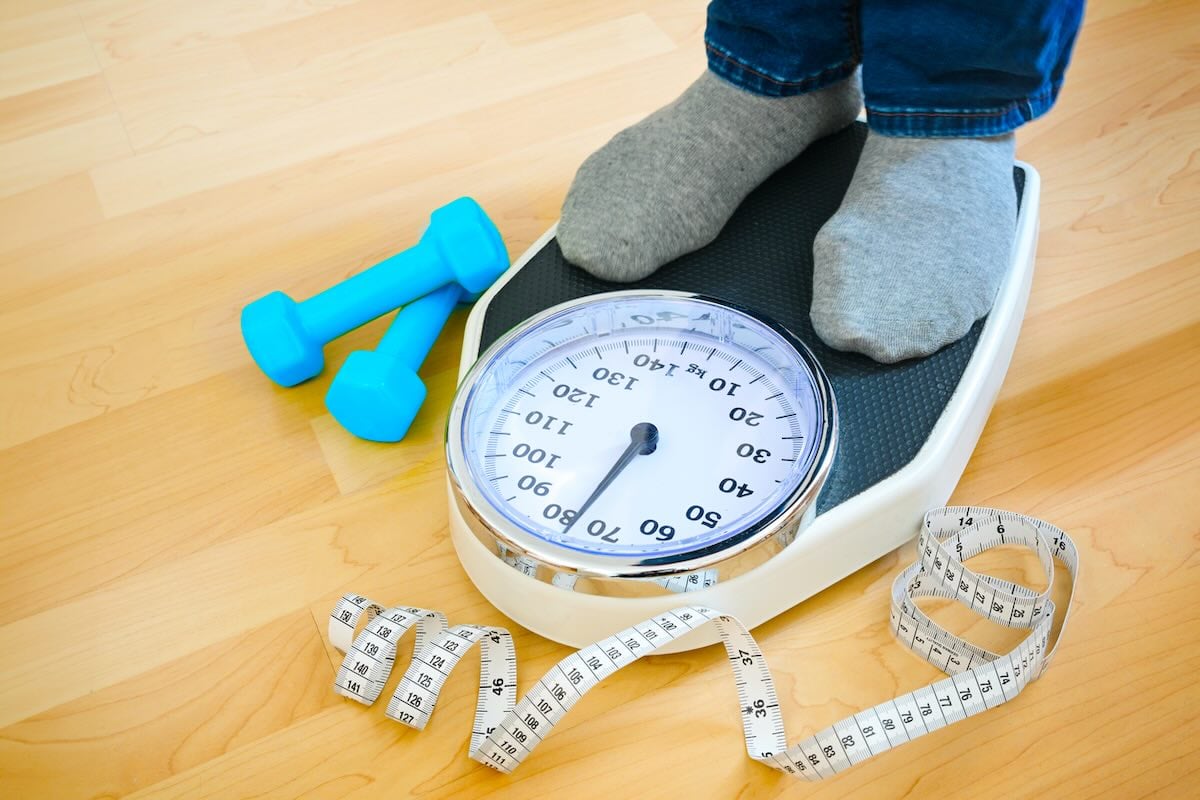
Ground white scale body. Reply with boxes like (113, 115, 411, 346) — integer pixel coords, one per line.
(447, 163, 1040, 653)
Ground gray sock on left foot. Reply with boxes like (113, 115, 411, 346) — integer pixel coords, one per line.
(559, 71, 861, 282)
(811, 132, 1017, 363)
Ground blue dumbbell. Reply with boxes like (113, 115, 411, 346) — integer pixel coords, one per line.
(241, 197, 506, 387)
(325, 282, 466, 442)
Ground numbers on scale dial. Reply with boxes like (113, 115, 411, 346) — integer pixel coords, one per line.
(541, 504, 577, 526)
(511, 442, 561, 469)
(585, 519, 620, 543)
(718, 478, 754, 498)
(590, 367, 638, 391)
(707, 377, 740, 396)
(685, 505, 722, 529)
(736, 443, 771, 463)
(631, 352, 679, 377)
(515, 475, 551, 496)
(550, 383, 599, 408)
(522, 410, 573, 436)
(639, 519, 676, 541)
(728, 407, 763, 426)
(480, 332, 807, 551)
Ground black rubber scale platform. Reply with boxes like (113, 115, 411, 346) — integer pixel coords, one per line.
(478, 122, 1024, 514)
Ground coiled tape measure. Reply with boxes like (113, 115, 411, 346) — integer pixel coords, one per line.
(329, 506, 1077, 779)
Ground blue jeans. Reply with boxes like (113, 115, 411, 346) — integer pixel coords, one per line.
(705, 0, 1085, 137)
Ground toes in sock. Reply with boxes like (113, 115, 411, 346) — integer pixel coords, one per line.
(811, 133, 1017, 362)
(559, 71, 861, 282)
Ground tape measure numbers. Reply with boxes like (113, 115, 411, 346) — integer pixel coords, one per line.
(328, 507, 1077, 779)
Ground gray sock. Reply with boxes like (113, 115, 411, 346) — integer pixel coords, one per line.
(559, 71, 861, 282)
(811, 133, 1017, 362)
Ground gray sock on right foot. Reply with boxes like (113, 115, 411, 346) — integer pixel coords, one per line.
(559, 71, 861, 282)
(811, 133, 1017, 363)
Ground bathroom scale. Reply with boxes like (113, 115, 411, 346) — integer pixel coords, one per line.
(444, 121, 1040, 651)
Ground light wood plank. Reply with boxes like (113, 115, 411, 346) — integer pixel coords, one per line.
(0, 172, 103, 255)
(103, 14, 506, 151)
(0, 74, 114, 145)
(0, 32, 97, 100)
(0, 368, 339, 623)
(0, 112, 130, 199)
(0, 610, 340, 798)
(0, 4, 82, 51)
(236, 0, 472, 75)
(79, 0, 363, 67)
(0, 0, 77, 25)
(89, 14, 676, 216)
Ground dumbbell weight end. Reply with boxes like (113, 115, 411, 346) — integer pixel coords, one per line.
(325, 283, 465, 442)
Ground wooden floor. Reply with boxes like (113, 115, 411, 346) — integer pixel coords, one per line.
(1, 1, 1197, 797)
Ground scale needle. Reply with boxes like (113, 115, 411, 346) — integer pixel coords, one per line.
(564, 422, 658, 532)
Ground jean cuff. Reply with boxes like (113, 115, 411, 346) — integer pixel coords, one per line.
(704, 38, 859, 98)
(866, 82, 1062, 137)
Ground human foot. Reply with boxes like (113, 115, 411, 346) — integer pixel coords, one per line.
(558, 71, 861, 282)
(811, 132, 1017, 362)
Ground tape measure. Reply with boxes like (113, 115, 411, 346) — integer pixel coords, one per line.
(328, 506, 1077, 779)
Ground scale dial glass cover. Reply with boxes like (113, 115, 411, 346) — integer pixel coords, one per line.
(448, 291, 835, 579)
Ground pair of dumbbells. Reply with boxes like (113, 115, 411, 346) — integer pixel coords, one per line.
(241, 197, 508, 442)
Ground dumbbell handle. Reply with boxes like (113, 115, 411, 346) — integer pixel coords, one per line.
(301, 239, 448, 343)
(375, 282, 465, 371)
